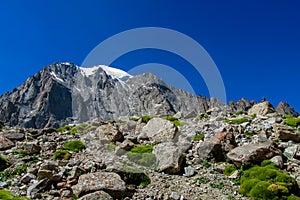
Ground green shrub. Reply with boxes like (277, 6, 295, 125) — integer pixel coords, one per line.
(201, 160, 211, 168)
(0, 189, 29, 200)
(121, 165, 151, 187)
(0, 155, 9, 170)
(53, 150, 71, 160)
(239, 160, 299, 199)
(107, 143, 116, 151)
(192, 133, 204, 141)
(126, 145, 156, 168)
(224, 118, 249, 124)
(283, 116, 300, 128)
(141, 116, 153, 123)
(288, 195, 300, 200)
(130, 145, 153, 153)
(172, 120, 186, 127)
(57, 125, 73, 132)
(64, 140, 85, 152)
(165, 116, 178, 121)
(224, 164, 237, 176)
(236, 110, 247, 115)
(127, 152, 156, 167)
(57, 125, 79, 135)
(130, 117, 139, 121)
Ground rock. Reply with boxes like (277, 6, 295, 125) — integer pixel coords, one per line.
(27, 178, 50, 199)
(118, 139, 135, 151)
(270, 156, 284, 169)
(2, 130, 25, 141)
(141, 118, 178, 143)
(153, 142, 185, 174)
(273, 124, 300, 142)
(21, 142, 41, 154)
(72, 172, 126, 198)
(95, 124, 124, 143)
(170, 192, 180, 200)
(0, 134, 14, 150)
(276, 101, 299, 117)
(174, 112, 183, 119)
(227, 141, 281, 167)
(67, 166, 85, 180)
(197, 131, 237, 162)
(283, 145, 299, 160)
(60, 189, 72, 198)
(0, 121, 4, 129)
(37, 170, 62, 182)
(40, 128, 57, 135)
(183, 166, 195, 177)
(248, 101, 276, 116)
(184, 111, 197, 119)
(21, 173, 36, 184)
(229, 170, 239, 179)
(79, 191, 113, 200)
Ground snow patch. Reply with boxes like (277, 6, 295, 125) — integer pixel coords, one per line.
(79, 65, 132, 81)
(50, 71, 64, 83)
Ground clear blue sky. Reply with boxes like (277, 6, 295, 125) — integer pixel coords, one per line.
(0, 1, 299, 111)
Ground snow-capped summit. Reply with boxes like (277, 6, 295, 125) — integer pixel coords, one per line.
(79, 65, 132, 81)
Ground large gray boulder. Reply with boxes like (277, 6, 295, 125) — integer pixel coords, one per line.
(227, 141, 281, 167)
(273, 124, 300, 142)
(153, 142, 185, 174)
(95, 124, 124, 143)
(248, 101, 276, 116)
(141, 118, 179, 143)
(72, 172, 126, 198)
(197, 131, 237, 162)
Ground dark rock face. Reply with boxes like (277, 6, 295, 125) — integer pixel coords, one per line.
(276, 101, 299, 117)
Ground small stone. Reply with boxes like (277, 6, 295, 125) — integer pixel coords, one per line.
(183, 166, 195, 177)
(270, 156, 284, 168)
(170, 192, 180, 200)
(21, 173, 36, 184)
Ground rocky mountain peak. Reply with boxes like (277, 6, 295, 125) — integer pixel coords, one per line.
(0, 62, 298, 129)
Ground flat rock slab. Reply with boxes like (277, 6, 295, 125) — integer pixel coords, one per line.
(141, 118, 178, 143)
(273, 124, 300, 142)
(227, 141, 281, 167)
(2, 131, 25, 141)
(72, 172, 126, 198)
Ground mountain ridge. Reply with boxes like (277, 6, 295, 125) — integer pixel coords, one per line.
(0, 62, 298, 128)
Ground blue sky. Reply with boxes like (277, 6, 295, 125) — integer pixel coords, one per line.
(0, 1, 299, 111)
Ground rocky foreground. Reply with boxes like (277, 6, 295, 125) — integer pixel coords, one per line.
(0, 101, 300, 200)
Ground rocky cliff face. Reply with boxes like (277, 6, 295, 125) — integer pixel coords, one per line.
(0, 62, 298, 129)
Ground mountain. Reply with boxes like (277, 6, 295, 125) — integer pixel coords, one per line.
(0, 62, 298, 128)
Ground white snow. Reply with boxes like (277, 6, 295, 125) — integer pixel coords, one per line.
(79, 65, 132, 81)
(80, 66, 101, 77)
(50, 71, 64, 83)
